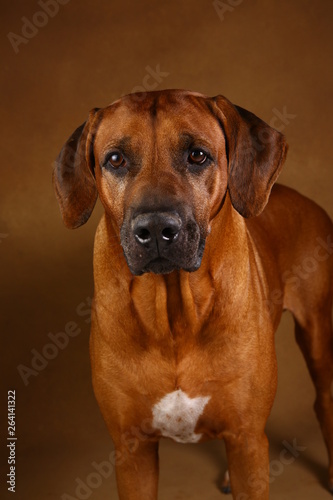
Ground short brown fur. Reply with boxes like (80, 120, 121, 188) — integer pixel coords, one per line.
(54, 90, 333, 499)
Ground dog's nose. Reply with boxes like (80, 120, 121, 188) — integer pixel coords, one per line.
(132, 212, 182, 248)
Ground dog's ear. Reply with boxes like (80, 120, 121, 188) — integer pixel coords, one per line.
(53, 108, 100, 229)
(213, 96, 288, 218)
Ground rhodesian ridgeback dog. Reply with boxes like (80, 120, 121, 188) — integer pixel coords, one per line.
(54, 90, 333, 499)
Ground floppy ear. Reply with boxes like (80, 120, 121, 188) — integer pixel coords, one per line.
(213, 96, 288, 218)
(53, 108, 100, 229)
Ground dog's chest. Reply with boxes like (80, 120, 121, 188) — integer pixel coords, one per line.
(151, 389, 210, 443)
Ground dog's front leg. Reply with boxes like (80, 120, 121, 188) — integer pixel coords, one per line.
(114, 439, 159, 500)
(224, 431, 269, 499)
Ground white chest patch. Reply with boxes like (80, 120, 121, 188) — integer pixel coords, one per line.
(152, 389, 210, 443)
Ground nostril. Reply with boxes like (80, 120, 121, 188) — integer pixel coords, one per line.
(162, 227, 179, 242)
(135, 228, 151, 244)
(132, 212, 182, 247)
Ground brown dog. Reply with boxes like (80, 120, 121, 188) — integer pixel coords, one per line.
(54, 90, 333, 499)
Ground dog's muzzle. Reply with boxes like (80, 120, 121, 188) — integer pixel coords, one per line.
(120, 210, 205, 275)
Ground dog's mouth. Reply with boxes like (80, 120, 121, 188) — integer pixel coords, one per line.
(131, 251, 204, 276)
(140, 257, 180, 275)
(124, 249, 205, 276)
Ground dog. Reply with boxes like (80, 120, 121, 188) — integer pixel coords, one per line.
(53, 90, 333, 499)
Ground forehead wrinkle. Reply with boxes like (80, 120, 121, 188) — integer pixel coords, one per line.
(149, 96, 159, 170)
(142, 94, 174, 176)
(177, 132, 215, 151)
(103, 136, 132, 152)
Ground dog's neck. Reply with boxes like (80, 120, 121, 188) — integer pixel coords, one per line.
(93, 195, 254, 340)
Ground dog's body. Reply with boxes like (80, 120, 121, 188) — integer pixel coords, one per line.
(54, 90, 333, 499)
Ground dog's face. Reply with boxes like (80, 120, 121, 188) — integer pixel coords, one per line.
(54, 90, 287, 275)
(93, 92, 228, 275)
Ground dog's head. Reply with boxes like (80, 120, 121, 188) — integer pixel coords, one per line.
(54, 90, 287, 275)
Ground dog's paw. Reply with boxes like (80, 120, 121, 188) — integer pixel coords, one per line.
(220, 470, 231, 495)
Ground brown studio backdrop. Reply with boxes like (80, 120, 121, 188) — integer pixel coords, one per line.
(1, 0, 333, 498)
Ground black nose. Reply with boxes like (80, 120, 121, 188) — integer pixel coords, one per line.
(132, 212, 182, 248)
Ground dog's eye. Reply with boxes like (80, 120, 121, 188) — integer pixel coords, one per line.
(188, 149, 207, 165)
(107, 152, 126, 169)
